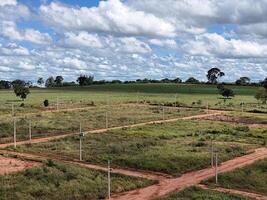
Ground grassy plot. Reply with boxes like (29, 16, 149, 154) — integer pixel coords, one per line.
(0, 160, 154, 200)
(0, 105, 202, 143)
(157, 186, 253, 200)
(0, 84, 265, 115)
(204, 158, 267, 195)
(14, 120, 264, 176)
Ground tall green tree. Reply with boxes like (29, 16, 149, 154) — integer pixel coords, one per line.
(37, 77, 44, 86)
(77, 75, 94, 86)
(12, 80, 30, 100)
(45, 76, 55, 88)
(55, 76, 64, 86)
(207, 68, 225, 84)
(236, 77, 250, 85)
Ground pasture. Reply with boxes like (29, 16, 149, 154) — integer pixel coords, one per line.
(0, 159, 154, 200)
(14, 120, 266, 176)
(0, 83, 266, 199)
(0, 84, 265, 116)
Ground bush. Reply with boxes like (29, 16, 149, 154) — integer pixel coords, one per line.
(43, 99, 49, 107)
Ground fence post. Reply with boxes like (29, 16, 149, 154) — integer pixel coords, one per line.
(13, 118, 16, 148)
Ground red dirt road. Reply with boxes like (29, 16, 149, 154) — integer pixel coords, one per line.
(0, 110, 223, 149)
(198, 185, 267, 200)
(110, 148, 267, 200)
(0, 155, 39, 175)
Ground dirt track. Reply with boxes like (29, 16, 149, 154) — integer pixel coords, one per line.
(1, 147, 267, 200)
(0, 150, 167, 181)
(0, 110, 223, 148)
(198, 184, 267, 200)
(2, 109, 266, 200)
(110, 148, 267, 200)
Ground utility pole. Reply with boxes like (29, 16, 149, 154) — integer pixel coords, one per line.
(211, 140, 214, 167)
(108, 160, 111, 199)
(162, 106, 165, 120)
(12, 104, 14, 117)
(215, 152, 218, 184)
(13, 118, 16, 148)
(174, 94, 177, 107)
(29, 120, 32, 142)
(79, 122, 84, 161)
(106, 112, 108, 129)
(57, 97, 59, 111)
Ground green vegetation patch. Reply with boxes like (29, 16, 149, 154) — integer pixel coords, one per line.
(15, 120, 263, 176)
(158, 186, 253, 200)
(0, 160, 154, 200)
(0, 105, 202, 143)
(204, 158, 267, 195)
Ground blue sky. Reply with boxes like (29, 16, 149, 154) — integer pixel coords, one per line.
(0, 0, 267, 83)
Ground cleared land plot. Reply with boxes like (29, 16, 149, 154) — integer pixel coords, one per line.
(0, 160, 154, 200)
(0, 105, 202, 144)
(0, 84, 265, 115)
(157, 186, 253, 200)
(14, 120, 266, 176)
(204, 158, 267, 196)
(202, 112, 267, 125)
(0, 156, 39, 175)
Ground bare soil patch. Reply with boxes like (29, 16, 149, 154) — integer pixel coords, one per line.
(202, 114, 267, 127)
(0, 156, 39, 175)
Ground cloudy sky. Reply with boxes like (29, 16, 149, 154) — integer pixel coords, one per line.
(0, 0, 267, 82)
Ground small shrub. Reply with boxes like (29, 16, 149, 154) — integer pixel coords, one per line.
(196, 100, 202, 105)
(20, 103, 25, 107)
(235, 126, 250, 132)
(43, 99, 49, 107)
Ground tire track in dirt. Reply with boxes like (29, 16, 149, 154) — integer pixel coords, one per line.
(110, 148, 267, 200)
(198, 184, 267, 200)
(0, 110, 223, 148)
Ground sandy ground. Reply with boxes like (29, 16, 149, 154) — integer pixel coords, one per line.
(0, 155, 39, 175)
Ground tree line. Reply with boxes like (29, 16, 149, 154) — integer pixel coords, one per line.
(0, 68, 266, 103)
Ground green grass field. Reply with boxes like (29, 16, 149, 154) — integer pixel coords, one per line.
(204, 158, 267, 195)
(158, 186, 253, 200)
(0, 104, 202, 143)
(0, 84, 265, 115)
(13, 120, 266, 176)
(0, 159, 154, 200)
